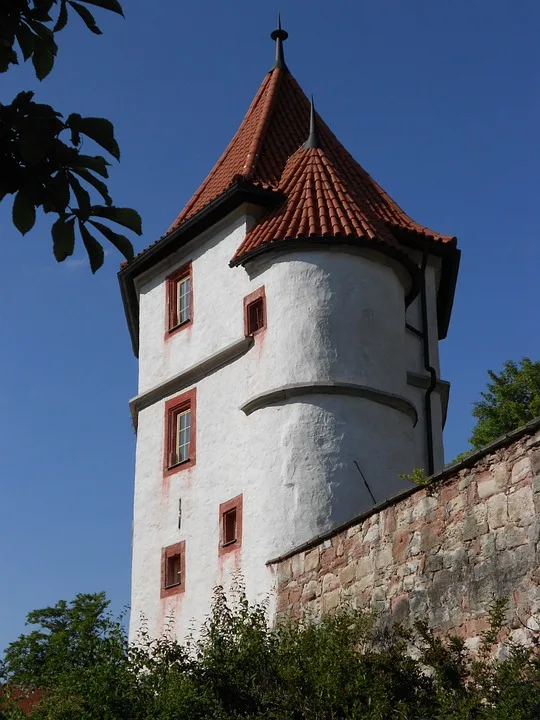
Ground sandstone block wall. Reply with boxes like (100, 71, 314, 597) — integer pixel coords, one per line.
(272, 420, 540, 645)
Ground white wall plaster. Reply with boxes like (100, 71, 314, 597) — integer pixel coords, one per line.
(130, 209, 449, 643)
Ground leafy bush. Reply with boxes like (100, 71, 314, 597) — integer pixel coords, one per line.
(2, 590, 540, 719)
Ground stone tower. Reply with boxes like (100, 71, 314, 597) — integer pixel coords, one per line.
(119, 23, 460, 640)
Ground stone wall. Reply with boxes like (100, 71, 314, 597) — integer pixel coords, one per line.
(272, 419, 540, 645)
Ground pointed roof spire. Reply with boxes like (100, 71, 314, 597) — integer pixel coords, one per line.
(303, 95, 321, 149)
(270, 13, 288, 70)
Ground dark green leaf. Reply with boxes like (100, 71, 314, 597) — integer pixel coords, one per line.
(73, 154, 110, 178)
(66, 112, 82, 125)
(91, 206, 142, 234)
(79, 220, 104, 273)
(70, 167, 112, 205)
(13, 191, 36, 235)
(28, 18, 56, 42)
(48, 172, 72, 212)
(68, 172, 91, 216)
(31, 0, 54, 21)
(31, 38, 55, 80)
(66, 113, 82, 145)
(52, 216, 76, 261)
(89, 220, 134, 261)
(16, 24, 35, 61)
(20, 132, 46, 164)
(79, 0, 124, 16)
(13, 91, 35, 106)
(68, 1, 102, 34)
(73, 117, 120, 160)
(53, 0, 69, 31)
(0, 51, 13, 73)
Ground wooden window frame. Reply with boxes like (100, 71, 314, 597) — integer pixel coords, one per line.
(219, 494, 243, 556)
(163, 388, 196, 476)
(165, 262, 193, 338)
(243, 286, 266, 337)
(161, 541, 185, 597)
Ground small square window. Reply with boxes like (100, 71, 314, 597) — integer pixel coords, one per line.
(166, 263, 192, 335)
(247, 298, 264, 334)
(244, 287, 266, 337)
(219, 495, 243, 555)
(161, 541, 185, 597)
(164, 389, 196, 476)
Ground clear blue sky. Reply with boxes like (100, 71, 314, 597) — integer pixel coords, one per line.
(0, 1, 538, 651)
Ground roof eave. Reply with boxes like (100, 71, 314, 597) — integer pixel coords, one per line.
(230, 235, 422, 306)
(389, 226, 460, 340)
(118, 181, 284, 357)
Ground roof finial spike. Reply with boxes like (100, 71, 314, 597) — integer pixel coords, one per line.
(270, 13, 288, 70)
(303, 95, 321, 149)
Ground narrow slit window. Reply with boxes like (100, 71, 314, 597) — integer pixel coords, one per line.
(219, 495, 242, 555)
(165, 553, 181, 588)
(247, 298, 264, 334)
(161, 541, 185, 596)
(166, 263, 192, 333)
(164, 389, 196, 475)
(175, 275, 191, 326)
(222, 508, 237, 546)
(174, 408, 191, 464)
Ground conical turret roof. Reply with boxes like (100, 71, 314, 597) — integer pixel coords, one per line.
(119, 24, 460, 357)
(233, 128, 408, 263)
(168, 63, 456, 261)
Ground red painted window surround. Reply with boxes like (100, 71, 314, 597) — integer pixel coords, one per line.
(163, 388, 196, 477)
(161, 541, 185, 597)
(165, 261, 193, 339)
(243, 286, 266, 336)
(219, 494, 243, 556)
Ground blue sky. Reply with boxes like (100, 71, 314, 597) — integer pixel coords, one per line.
(0, 1, 538, 651)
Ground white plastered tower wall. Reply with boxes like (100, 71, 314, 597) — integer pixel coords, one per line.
(124, 20, 459, 645)
(129, 204, 449, 642)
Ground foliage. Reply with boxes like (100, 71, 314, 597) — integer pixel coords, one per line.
(469, 358, 540, 450)
(0, 593, 126, 688)
(0, 0, 141, 271)
(399, 467, 429, 486)
(448, 450, 473, 466)
(2, 590, 540, 719)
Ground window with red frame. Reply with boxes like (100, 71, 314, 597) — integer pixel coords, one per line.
(161, 541, 185, 597)
(167, 263, 192, 332)
(219, 495, 243, 555)
(223, 508, 237, 545)
(165, 553, 181, 588)
(244, 287, 266, 336)
(164, 389, 196, 473)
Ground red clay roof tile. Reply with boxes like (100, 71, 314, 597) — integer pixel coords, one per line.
(233, 145, 405, 260)
(166, 66, 454, 261)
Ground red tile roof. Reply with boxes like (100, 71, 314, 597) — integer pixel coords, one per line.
(233, 144, 406, 261)
(167, 65, 455, 261)
(1, 687, 44, 715)
(119, 35, 460, 354)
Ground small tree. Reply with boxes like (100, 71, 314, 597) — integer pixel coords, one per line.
(0, 592, 127, 688)
(470, 357, 540, 450)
